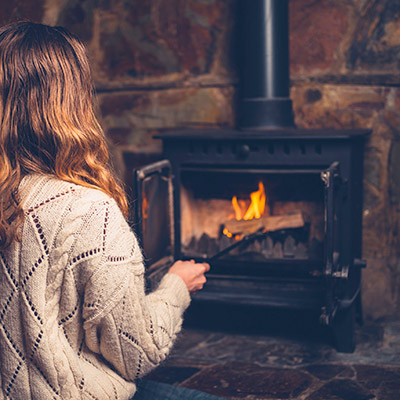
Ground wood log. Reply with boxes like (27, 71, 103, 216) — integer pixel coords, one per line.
(223, 212, 305, 236)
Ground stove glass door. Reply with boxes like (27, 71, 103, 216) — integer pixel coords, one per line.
(133, 160, 175, 273)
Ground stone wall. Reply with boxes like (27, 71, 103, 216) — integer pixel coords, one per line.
(1, 0, 400, 319)
(290, 0, 400, 320)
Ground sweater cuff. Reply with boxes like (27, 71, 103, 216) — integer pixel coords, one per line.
(157, 273, 191, 311)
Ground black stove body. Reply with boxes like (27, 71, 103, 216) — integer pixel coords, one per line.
(133, 128, 368, 352)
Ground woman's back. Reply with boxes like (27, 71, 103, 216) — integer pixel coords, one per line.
(0, 174, 191, 399)
(0, 22, 209, 400)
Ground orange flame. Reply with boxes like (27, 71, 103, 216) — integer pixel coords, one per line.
(234, 182, 267, 221)
(223, 182, 268, 239)
(242, 181, 266, 220)
(232, 196, 242, 220)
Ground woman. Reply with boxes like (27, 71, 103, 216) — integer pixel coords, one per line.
(0, 22, 215, 399)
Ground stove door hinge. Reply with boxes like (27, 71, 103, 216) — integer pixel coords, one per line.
(332, 265, 349, 279)
(325, 251, 344, 277)
(325, 259, 364, 279)
(328, 251, 348, 279)
(321, 162, 341, 189)
(320, 301, 339, 326)
(320, 170, 330, 187)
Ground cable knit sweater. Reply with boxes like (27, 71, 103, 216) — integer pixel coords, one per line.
(0, 174, 191, 400)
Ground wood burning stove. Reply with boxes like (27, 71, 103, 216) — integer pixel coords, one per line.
(133, 128, 368, 352)
(131, 0, 369, 352)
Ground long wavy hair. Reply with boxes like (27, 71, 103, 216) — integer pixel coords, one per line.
(0, 22, 128, 250)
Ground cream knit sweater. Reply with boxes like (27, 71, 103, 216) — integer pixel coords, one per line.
(0, 174, 191, 399)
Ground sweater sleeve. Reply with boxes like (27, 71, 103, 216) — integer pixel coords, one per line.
(73, 196, 191, 382)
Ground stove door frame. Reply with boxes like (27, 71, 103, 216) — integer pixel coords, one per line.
(133, 160, 175, 270)
(177, 165, 326, 271)
(132, 160, 356, 308)
(321, 161, 347, 325)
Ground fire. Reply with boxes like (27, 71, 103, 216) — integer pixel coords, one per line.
(234, 181, 267, 221)
(223, 181, 268, 239)
(232, 196, 243, 220)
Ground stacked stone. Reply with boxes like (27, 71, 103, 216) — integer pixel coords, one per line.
(0, 0, 399, 319)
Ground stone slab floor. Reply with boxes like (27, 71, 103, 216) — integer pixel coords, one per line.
(145, 304, 400, 400)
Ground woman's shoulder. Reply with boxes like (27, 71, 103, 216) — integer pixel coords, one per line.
(19, 173, 116, 211)
(19, 174, 130, 252)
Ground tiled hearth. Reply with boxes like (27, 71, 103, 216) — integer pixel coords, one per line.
(145, 306, 400, 400)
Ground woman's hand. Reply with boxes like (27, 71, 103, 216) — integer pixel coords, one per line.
(168, 259, 210, 294)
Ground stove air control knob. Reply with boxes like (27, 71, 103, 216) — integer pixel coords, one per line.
(238, 144, 250, 159)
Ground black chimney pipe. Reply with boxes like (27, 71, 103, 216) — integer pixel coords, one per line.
(239, 0, 295, 129)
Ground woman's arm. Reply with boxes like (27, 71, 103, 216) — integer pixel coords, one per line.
(71, 196, 203, 381)
(84, 265, 191, 381)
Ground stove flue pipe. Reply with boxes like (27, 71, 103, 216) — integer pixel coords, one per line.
(239, 0, 295, 129)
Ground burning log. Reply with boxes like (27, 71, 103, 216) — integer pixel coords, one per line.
(223, 211, 305, 236)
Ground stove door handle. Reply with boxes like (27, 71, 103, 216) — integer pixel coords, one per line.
(237, 144, 250, 159)
(136, 159, 172, 179)
(353, 258, 367, 269)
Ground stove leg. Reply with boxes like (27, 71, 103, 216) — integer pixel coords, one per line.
(355, 290, 363, 326)
(332, 302, 356, 353)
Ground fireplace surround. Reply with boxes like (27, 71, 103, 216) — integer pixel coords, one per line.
(131, 0, 369, 352)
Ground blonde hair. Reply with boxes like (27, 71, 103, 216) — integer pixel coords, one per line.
(0, 22, 128, 249)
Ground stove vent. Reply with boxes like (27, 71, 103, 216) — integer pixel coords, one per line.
(239, 0, 295, 129)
